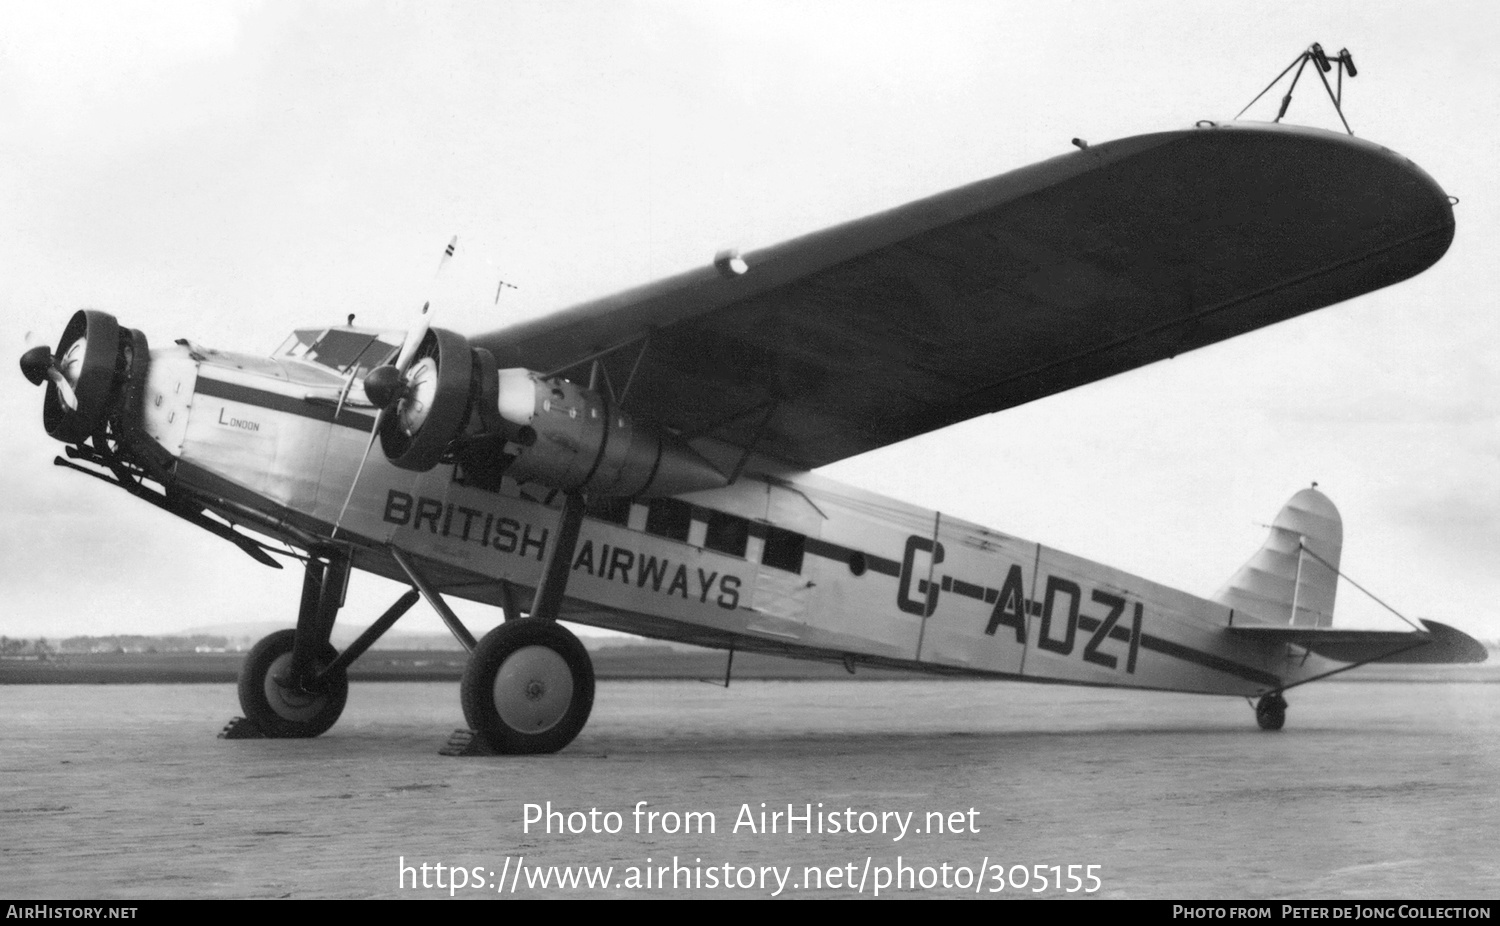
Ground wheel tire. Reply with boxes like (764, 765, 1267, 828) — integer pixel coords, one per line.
(379, 328, 474, 471)
(1255, 692, 1287, 732)
(237, 629, 348, 738)
(43, 309, 120, 443)
(461, 621, 595, 755)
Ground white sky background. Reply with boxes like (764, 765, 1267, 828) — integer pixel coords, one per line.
(1, 1, 1495, 642)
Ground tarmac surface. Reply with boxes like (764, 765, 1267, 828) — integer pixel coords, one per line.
(2, 677, 1497, 899)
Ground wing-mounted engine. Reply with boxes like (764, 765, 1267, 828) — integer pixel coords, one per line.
(363, 329, 725, 498)
(364, 327, 476, 471)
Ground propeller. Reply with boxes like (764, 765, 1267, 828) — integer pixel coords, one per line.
(19, 307, 92, 413)
(333, 237, 457, 535)
(19, 344, 80, 409)
(23, 310, 122, 443)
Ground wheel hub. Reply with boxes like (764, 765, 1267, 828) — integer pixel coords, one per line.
(263, 652, 332, 722)
(493, 645, 574, 733)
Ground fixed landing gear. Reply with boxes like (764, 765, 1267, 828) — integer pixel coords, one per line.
(230, 491, 598, 752)
(459, 490, 595, 754)
(1255, 692, 1288, 731)
(461, 620, 595, 755)
(236, 549, 351, 738)
(238, 629, 348, 737)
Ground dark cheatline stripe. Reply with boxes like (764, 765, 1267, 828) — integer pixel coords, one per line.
(804, 533, 1277, 687)
(949, 578, 987, 602)
(1078, 614, 1274, 685)
(1138, 632, 1281, 688)
(802, 537, 846, 562)
(803, 536, 900, 576)
(197, 376, 376, 430)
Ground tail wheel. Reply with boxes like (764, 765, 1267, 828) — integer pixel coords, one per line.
(461, 620, 595, 754)
(1255, 692, 1287, 731)
(378, 327, 473, 471)
(43, 309, 121, 443)
(237, 630, 348, 738)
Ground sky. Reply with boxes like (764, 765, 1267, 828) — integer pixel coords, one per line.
(1, 1, 1496, 643)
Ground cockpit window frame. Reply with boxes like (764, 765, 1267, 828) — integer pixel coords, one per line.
(274, 327, 402, 377)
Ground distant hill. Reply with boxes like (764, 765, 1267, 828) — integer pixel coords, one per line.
(168, 620, 667, 652)
(174, 621, 465, 652)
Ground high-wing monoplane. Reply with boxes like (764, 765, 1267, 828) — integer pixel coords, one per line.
(20, 85, 1485, 753)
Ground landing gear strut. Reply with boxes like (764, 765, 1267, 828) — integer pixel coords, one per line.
(236, 550, 351, 737)
(231, 491, 599, 753)
(1255, 692, 1288, 731)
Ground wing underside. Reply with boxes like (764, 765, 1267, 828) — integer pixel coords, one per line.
(474, 122, 1454, 470)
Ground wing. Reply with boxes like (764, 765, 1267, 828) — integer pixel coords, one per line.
(1230, 620, 1488, 665)
(473, 122, 1455, 470)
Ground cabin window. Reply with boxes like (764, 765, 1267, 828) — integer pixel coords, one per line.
(761, 527, 805, 574)
(586, 497, 632, 527)
(644, 497, 692, 542)
(704, 510, 749, 557)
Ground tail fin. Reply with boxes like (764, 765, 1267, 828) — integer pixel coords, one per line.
(1213, 488, 1343, 627)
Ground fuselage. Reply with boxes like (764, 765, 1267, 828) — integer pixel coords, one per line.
(137, 333, 1330, 697)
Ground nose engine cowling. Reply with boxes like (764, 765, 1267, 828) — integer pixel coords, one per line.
(20, 309, 148, 444)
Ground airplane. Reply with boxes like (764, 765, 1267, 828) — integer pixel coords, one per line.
(18, 110, 1487, 754)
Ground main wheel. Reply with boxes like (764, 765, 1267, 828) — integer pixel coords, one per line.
(461, 620, 595, 755)
(237, 629, 348, 738)
(1255, 692, 1287, 731)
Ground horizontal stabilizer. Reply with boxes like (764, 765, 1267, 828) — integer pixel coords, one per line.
(1229, 619, 1488, 664)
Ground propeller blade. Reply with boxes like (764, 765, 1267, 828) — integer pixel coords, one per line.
(47, 367, 79, 411)
(20, 345, 80, 410)
(335, 235, 457, 537)
(392, 236, 457, 373)
(333, 409, 383, 537)
(392, 306, 431, 374)
(28, 339, 88, 410)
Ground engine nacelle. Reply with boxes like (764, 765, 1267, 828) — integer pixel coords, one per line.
(489, 368, 725, 498)
(369, 328, 724, 497)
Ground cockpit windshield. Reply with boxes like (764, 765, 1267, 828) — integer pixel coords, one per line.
(274, 328, 403, 378)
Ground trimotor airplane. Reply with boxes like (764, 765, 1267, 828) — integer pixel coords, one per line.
(19, 102, 1487, 754)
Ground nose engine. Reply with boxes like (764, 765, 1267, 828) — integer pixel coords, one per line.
(363, 328, 726, 498)
(20, 310, 148, 444)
